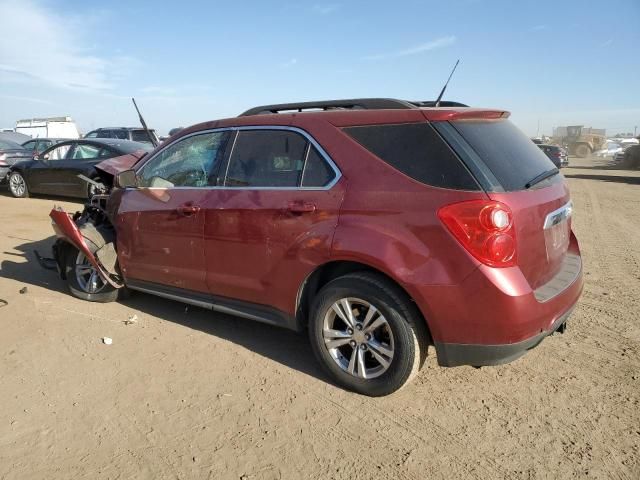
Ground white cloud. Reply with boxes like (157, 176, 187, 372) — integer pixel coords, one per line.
(363, 36, 457, 61)
(599, 38, 613, 48)
(280, 58, 298, 68)
(530, 24, 547, 31)
(0, 0, 135, 91)
(312, 4, 340, 15)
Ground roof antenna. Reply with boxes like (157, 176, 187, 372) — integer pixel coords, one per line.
(434, 59, 460, 107)
(132, 98, 158, 148)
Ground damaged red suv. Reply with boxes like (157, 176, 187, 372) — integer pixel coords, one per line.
(49, 98, 582, 396)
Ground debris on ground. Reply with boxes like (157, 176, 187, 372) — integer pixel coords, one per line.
(123, 314, 138, 325)
(19, 287, 28, 294)
(0, 299, 7, 308)
(102, 337, 113, 345)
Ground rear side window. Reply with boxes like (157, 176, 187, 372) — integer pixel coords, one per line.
(131, 130, 155, 143)
(343, 123, 479, 190)
(225, 130, 308, 187)
(71, 144, 101, 159)
(98, 130, 128, 140)
(451, 120, 556, 191)
(302, 147, 335, 187)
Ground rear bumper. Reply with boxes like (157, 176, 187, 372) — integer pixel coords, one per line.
(434, 306, 574, 367)
(406, 232, 583, 367)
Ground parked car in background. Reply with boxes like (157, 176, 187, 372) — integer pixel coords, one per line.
(537, 144, 569, 168)
(7, 138, 152, 199)
(22, 138, 66, 155)
(0, 139, 33, 183)
(616, 144, 640, 168)
(0, 131, 31, 144)
(84, 127, 159, 145)
(47, 98, 583, 396)
(15, 117, 80, 139)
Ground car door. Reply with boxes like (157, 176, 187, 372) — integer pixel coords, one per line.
(42, 142, 107, 197)
(203, 127, 344, 315)
(51, 141, 119, 198)
(27, 143, 73, 194)
(116, 130, 232, 293)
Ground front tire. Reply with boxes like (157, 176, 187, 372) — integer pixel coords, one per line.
(64, 245, 119, 303)
(574, 144, 590, 158)
(8, 171, 29, 198)
(308, 272, 428, 396)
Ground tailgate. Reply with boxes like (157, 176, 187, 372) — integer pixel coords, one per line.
(489, 180, 571, 290)
(441, 118, 574, 290)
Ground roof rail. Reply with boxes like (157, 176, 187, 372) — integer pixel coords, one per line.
(240, 98, 418, 116)
(240, 98, 469, 116)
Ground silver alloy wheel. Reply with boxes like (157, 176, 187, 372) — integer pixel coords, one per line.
(9, 173, 26, 197)
(75, 251, 106, 294)
(322, 297, 394, 379)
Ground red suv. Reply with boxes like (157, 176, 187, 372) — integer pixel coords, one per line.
(49, 98, 583, 396)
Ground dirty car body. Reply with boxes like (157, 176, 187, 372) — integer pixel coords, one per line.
(48, 98, 583, 396)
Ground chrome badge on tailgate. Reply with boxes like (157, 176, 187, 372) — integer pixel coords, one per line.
(544, 201, 572, 261)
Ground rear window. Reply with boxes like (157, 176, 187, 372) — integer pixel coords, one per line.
(343, 123, 479, 190)
(0, 139, 23, 149)
(451, 120, 556, 191)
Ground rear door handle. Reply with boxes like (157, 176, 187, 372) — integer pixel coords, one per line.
(176, 204, 201, 216)
(287, 202, 316, 214)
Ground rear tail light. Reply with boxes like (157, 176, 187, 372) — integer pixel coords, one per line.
(438, 200, 516, 267)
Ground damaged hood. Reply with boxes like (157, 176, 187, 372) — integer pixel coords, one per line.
(95, 150, 147, 182)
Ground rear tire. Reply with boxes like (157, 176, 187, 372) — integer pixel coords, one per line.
(8, 171, 29, 198)
(64, 245, 119, 303)
(308, 272, 428, 396)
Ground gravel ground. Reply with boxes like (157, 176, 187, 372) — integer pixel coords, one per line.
(0, 156, 638, 479)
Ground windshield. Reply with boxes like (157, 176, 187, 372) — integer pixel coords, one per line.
(451, 119, 557, 191)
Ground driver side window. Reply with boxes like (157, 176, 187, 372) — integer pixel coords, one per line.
(138, 131, 230, 188)
(43, 144, 71, 161)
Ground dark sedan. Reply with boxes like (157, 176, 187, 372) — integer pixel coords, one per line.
(537, 144, 569, 168)
(0, 139, 33, 183)
(8, 138, 152, 199)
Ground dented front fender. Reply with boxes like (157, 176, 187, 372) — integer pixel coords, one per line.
(49, 207, 122, 288)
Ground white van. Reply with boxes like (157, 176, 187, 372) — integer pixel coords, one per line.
(15, 117, 80, 139)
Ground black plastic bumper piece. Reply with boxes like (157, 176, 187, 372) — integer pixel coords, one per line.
(434, 307, 574, 367)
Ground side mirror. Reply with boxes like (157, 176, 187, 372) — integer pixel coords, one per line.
(115, 169, 138, 189)
(33, 154, 39, 160)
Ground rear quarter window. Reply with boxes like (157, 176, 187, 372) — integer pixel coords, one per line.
(343, 122, 479, 190)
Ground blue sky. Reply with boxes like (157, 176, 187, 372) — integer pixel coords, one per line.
(1, 0, 638, 136)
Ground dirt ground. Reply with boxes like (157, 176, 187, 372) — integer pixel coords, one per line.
(0, 156, 638, 480)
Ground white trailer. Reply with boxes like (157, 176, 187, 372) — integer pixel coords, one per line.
(15, 117, 80, 139)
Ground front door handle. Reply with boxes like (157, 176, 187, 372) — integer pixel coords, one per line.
(287, 202, 316, 214)
(176, 204, 201, 216)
